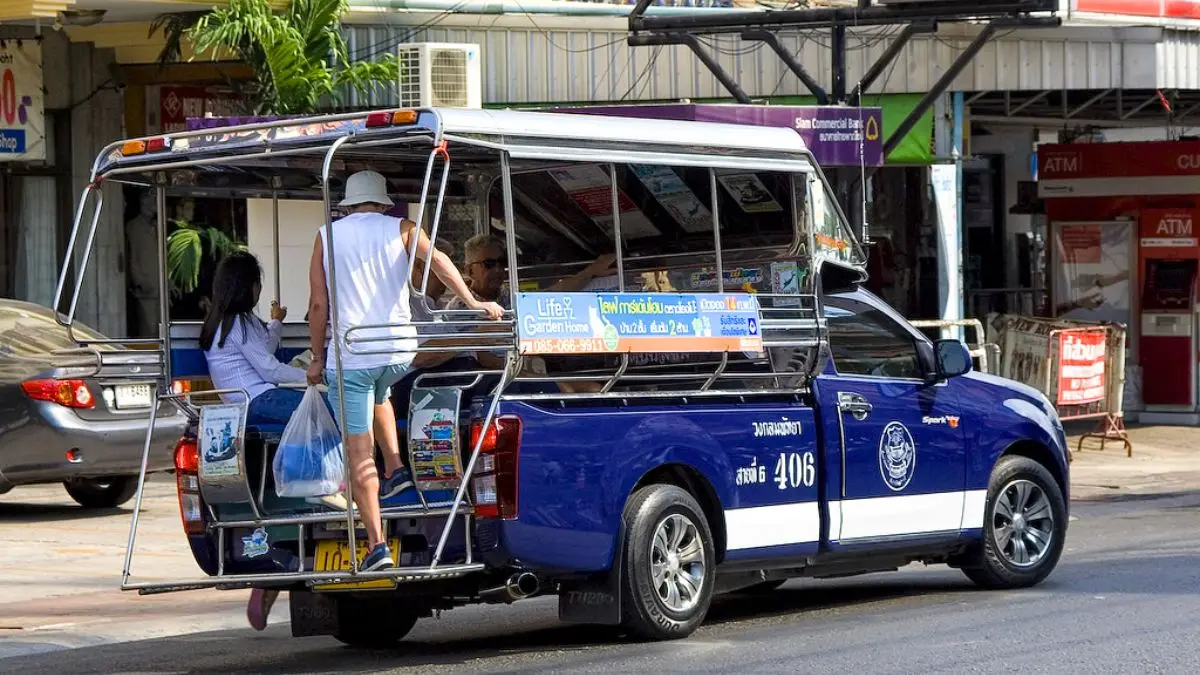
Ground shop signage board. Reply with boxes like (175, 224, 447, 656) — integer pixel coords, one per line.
(1037, 140, 1200, 197)
(0, 42, 44, 162)
(1075, 0, 1200, 19)
(151, 85, 243, 134)
(559, 104, 884, 167)
(1057, 330, 1107, 406)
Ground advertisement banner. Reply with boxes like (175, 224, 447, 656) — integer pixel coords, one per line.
(546, 165, 660, 239)
(629, 164, 712, 233)
(0, 42, 45, 161)
(1057, 330, 1107, 405)
(515, 292, 763, 355)
(999, 319, 1053, 393)
(1051, 221, 1132, 325)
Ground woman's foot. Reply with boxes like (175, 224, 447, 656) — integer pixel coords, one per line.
(361, 543, 395, 571)
(247, 588, 280, 631)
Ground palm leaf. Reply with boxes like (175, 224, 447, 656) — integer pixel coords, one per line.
(166, 227, 204, 295)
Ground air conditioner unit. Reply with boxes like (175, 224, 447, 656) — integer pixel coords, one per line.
(396, 43, 482, 109)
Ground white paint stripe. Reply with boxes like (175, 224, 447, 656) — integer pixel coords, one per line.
(960, 489, 988, 530)
(826, 500, 842, 541)
(723, 490, 991, 550)
(839, 491, 965, 540)
(724, 502, 820, 550)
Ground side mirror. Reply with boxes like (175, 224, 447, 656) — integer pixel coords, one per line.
(934, 339, 973, 379)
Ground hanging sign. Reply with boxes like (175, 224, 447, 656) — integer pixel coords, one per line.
(1057, 330, 1107, 405)
(515, 292, 763, 355)
(0, 42, 45, 162)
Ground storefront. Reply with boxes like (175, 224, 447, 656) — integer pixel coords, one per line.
(1037, 139, 1200, 423)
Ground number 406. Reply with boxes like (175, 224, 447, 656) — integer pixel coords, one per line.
(774, 451, 815, 490)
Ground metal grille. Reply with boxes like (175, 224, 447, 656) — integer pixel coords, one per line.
(396, 45, 424, 108)
(429, 49, 470, 107)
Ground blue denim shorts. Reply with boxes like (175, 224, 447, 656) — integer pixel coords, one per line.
(324, 363, 412, 435)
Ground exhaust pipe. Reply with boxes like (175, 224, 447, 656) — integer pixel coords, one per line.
(480, 572, 540, 603)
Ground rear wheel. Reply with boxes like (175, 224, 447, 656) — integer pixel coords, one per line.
(63, 476, 138, 509)
(332, 597, 420, 648)
(959, 455, 1067, 589)
(619, 484, 716, 640)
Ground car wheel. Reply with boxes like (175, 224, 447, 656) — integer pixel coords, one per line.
(332, 597, 420, 648)
(63, 476, 139, 509)
(960, 455, 1067, 590)
(619, 484, 716, 640)
(734, 579, 786, 594)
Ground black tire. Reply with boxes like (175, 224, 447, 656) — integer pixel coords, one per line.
(960, 455, 1067, 590)
(332, 597, 420, 648)
(63, 476, 138, 509)
(619, 484, 716, 640)
(735, 579, 787, 594)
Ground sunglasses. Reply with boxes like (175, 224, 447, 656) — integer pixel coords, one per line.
(470, 258, 506, 270)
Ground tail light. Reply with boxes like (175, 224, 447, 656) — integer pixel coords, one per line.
(174, 436, 205, 534)
(469, 416, 521, 519)
(21, 379, 95, 408)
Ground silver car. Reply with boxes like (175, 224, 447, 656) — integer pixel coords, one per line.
(0, 299, 186, 508)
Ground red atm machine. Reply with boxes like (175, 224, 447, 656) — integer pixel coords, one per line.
(1139, 209, 1200, 407)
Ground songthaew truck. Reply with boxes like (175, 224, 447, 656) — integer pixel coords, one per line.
(56, 107, 1068, 646)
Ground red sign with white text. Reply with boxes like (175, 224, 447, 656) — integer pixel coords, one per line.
(158, 86, 242, 134)
(1140, 209, 1198, 249)
(1039, 141, 1200, 180)
(1057, 330, 1106, 406)
(1076, 0, 1200, 19)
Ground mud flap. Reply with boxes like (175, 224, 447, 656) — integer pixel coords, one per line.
(289, 590, 339, 637)
(557, 520, 625, 625)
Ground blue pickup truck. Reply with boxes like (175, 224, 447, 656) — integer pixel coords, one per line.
(65, 108, 1067, 646)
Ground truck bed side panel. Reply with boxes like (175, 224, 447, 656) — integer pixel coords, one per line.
(495, 400, 821, 572)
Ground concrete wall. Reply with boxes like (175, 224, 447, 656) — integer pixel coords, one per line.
(38, 30, 127, 337)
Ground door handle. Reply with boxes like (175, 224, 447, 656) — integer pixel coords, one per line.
(837, 392, 872, 420)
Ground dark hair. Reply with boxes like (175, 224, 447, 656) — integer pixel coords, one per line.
(199, 251, 263, 351)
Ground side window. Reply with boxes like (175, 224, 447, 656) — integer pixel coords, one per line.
(823, 295, 922, 379)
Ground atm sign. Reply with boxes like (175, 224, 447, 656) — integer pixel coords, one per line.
(1141, 211, 1198, 249)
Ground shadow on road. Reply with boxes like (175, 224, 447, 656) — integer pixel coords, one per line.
(0, 501, 127, 524)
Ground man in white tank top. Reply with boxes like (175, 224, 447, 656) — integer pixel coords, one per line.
(306, 170, 503, 572)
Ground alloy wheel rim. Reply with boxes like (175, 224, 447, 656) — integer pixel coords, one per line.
(992, 479, 1055, 568)
(650, 513, 706, 613)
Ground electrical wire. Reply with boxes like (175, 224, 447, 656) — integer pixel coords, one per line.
(620, 45, 663, 102)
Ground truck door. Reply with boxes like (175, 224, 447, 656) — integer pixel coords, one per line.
(812, 291, 967, 546)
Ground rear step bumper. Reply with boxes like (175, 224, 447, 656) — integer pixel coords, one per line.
(125, 562, 488, 594)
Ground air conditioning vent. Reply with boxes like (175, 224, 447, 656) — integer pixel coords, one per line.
(396, 43, 482, 109)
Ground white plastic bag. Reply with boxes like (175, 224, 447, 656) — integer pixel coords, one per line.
(272, 386, 345, 498)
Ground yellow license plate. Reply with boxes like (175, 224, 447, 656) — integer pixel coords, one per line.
(313, 538, 400, 591)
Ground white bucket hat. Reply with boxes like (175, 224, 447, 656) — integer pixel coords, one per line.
(339, 170, 394, 207)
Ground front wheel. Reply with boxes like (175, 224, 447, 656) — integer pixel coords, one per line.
(332, 597, 420, 648)
(960, 455, 1067, 590)
(619, 484, 716, 640)
(64, 476, 138, 509)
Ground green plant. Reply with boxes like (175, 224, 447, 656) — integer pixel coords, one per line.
(166, 220, 246, 296)
(150, 0, 398, 115)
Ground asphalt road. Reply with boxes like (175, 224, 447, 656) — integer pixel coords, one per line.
(2, 490, 1198, 675)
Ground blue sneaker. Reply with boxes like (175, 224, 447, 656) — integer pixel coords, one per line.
(379, 468, 414, 500)
(361, 543, 394, 572)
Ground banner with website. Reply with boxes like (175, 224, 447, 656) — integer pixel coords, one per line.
(0, 42, 44, 161)
(515, 292, 763, 355)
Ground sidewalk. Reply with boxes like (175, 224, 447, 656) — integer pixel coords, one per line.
(1067, 423, 1200, 501)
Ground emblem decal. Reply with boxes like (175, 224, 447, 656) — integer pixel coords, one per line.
(878, 421, 916, 492)
(241, 527, 269, 559)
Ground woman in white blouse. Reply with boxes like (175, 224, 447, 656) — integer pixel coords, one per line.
(200, 251, 307, 425)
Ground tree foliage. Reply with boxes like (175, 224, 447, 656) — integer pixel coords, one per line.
(150, 0, 397, 115)
(166, 221, 246, 296)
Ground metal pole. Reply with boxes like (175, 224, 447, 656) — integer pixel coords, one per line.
(156, 177, 173, 388)
(831, 24, 847, 103)
(320, 135, 359, 573)
(271, 176, 282, 306)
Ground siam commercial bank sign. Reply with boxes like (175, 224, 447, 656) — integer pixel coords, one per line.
(559, 103, 885, 167)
